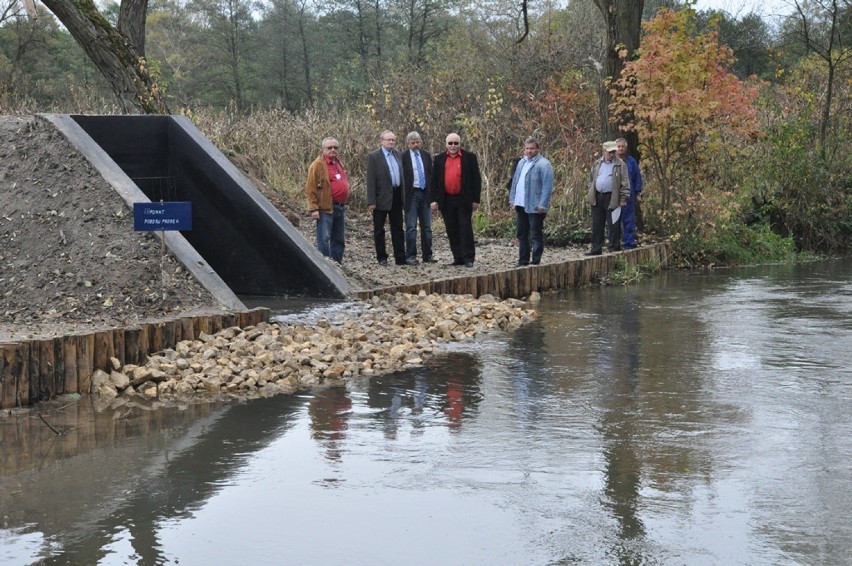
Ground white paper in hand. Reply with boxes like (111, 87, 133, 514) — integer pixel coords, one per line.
(611, 207, 621, 224)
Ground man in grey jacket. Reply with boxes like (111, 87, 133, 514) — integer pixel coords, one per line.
(366, 130, 406, 265)
(586, 141, 629, 255)
(509, 137, 554, 266)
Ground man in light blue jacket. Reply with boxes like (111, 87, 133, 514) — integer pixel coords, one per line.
(509, 137, 554, 266)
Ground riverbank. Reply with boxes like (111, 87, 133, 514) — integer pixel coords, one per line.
(1, 114, 625, 410)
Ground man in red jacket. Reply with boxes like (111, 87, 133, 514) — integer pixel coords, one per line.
(430, 133, 482, 267)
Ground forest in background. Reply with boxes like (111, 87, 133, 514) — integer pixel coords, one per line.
(1, 0, 849, 266)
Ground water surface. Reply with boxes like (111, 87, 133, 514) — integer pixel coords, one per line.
(2, 259, 850, 565)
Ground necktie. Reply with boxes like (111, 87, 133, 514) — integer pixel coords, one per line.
(414, 151, 426, 189)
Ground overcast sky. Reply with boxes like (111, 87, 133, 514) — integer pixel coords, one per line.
(692, 0, 795, 19)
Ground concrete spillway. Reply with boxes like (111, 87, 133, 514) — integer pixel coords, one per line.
(44, 114, 351, 307)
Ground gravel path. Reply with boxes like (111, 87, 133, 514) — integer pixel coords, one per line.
(289, 210, 589, 292)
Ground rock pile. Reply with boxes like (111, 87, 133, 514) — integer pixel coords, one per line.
(91, 292, 536, 406)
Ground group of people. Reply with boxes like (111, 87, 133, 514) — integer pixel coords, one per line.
(304, 131, 643, 267)
(585, 138, 643, 255)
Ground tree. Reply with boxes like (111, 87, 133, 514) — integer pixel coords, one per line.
(699, 10, 773, 79)
(785, 0, 850, 157)
(147, 0, 205, 108)
(185, 0, 260, 112)
(610, 8, 761, 214)
(36, 0, 169, 113)
(326, 0, 377, 85)
(593, 0, 644, 146)
(2, 2, 118, 108)
(398, 0, 447, 66)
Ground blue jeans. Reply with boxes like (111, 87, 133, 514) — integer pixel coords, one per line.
(622, 194, 637, 248)
(515, 206, 546, 264)
(405, 189, 433, 260)
(316, 203, 345, 262)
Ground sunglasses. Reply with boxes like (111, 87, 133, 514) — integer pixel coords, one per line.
(447, 141, 460, 145)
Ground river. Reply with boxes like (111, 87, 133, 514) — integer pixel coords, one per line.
(1, 258, 850, 565)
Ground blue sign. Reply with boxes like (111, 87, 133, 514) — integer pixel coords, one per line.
(134, 202, 192, 231)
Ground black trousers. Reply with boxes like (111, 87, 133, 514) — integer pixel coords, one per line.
(442, 195, 475, 263)
(373, 188, 405, 263)
(590, 191, 617, 254)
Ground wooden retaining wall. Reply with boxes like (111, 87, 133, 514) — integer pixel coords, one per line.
(1, 308, 269, 409)
(357, 242, 671, 300)
(2, 243, 669, 409)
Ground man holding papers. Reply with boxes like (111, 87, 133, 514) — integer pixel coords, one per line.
(586, 140, 629, 256)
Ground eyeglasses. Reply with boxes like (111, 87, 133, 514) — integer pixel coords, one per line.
(382, 138, 396, 142)
(324, 145, 339, 150)
(447, 141, 460, 145)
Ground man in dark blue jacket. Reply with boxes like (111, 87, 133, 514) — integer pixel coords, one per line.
(616, 137, 643, 249)
(401, 131, 435, 264)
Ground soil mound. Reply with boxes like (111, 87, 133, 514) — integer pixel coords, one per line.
(0, 116, 221, 341)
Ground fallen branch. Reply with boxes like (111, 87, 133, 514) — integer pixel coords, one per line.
(38, 412, 62, 435)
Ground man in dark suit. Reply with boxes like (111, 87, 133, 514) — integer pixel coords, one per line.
(400, 131, 435, 264)
(366, 130, 406, 266)
(430, 132, 482, 267)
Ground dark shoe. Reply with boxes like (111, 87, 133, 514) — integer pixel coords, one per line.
(448, 260, 464, 266)
(531, 260, 540, 265)
(608, 246, 622, 252)
(514, 261, 529, 267)
(405, 257, 419, 265)
(464, 261, 474, 268)
(378, 259, 389, 266)
(423, 256, 437, 263)
(584, 250, 602, 256)
(624, 244, 636, 250)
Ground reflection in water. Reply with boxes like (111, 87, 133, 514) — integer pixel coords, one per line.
(1, 259, 850, 565)
(599, 294, 645, 562)
(308, 387, 352, 462)
(1, 396, 305, 564)
(364, 352, 483, 438)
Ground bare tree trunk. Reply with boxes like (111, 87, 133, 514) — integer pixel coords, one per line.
(593, 0, 643, 152)
(373, 0, 383, 80)
(225, 2, 244, 113)
(791, 0, 847, 160)
(117, 0, 146, 53)
(272, 1, 294, 109)
(39, 0, 168, 114)
(296, 0, 313, 107)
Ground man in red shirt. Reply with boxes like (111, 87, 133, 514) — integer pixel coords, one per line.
(430, 133, 482, 267)
(305, 137, 349, 263)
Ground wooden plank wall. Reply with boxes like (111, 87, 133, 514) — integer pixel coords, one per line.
(357, 242, 670, 300)
(1, 243, 670, 409)
(1, 308, 269, 409)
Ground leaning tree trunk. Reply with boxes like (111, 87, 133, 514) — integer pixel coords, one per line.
(593, 0, 643, 155)
(40, 0, 168, 114)
(117, 0, 147, 53)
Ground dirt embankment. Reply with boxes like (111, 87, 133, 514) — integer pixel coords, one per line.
(0, 116, 222, 341)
